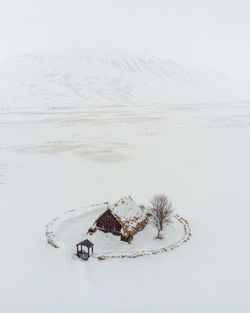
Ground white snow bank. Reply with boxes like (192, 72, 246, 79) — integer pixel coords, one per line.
(46, 202, 107, 248)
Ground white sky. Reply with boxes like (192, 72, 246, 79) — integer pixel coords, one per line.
(0, 0, 250, 81)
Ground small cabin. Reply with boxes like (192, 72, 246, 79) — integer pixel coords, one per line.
(89, 196, 148, 243)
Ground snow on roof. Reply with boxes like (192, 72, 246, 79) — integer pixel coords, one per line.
(109, 196, 142, 222)
(91, 196, 148, 240)
(108, 196, 146, 235)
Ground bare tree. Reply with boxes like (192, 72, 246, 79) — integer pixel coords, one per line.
(150, 194, 174, 239)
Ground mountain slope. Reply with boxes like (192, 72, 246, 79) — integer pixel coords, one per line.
(0, 53, 248, 110)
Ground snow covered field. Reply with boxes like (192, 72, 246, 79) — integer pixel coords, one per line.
(1, 0, 250, 312)
(1, 95, 250, 312)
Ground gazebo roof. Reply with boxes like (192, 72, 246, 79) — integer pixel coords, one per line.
(76, 239, 94, 248)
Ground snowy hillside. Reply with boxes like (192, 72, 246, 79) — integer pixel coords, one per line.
(0, 53, 247, 111)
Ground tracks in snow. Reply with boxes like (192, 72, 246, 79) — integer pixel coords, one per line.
(45, 205, 191, 260)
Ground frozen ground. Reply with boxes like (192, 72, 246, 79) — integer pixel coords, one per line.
(1, 100, 250, 312)
(1, 0, 250, 312)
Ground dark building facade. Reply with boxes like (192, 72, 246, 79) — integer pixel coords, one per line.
(96, 209, 122, 236)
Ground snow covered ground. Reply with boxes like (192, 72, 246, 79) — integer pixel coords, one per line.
(1, 97, 250, 312)
(1, 0, 250, 312)
(51, 201, 187, 257)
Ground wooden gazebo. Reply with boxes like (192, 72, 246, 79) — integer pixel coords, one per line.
(76, 239, 94, 260)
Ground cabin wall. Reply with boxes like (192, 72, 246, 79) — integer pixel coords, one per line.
(96, 210, 121, 236)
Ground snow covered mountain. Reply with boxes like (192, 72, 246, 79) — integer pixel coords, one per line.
(0, 53, 247, 110)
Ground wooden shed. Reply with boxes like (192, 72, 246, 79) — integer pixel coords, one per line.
(89, 196, 149, 243)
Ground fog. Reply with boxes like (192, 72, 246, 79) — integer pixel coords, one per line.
(0, 0, 250, 83)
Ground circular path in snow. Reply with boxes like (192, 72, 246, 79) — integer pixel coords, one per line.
(46, 203, 191, 259)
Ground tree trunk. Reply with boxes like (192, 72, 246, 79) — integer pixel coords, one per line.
(156, 229, 161, 239)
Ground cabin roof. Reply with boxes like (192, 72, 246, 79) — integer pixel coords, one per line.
(76, 239, 94, 248)
(109, 196, 144, 228)
(94, 196, 148, 238)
